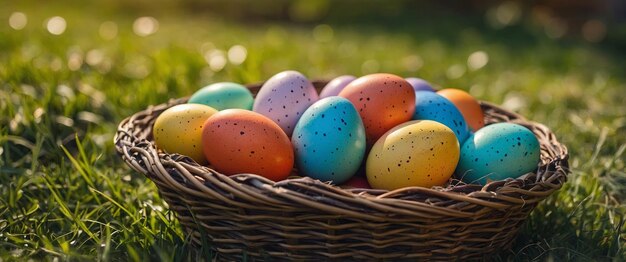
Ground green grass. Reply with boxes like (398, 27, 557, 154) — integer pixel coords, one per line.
(1, 1, 625, 261)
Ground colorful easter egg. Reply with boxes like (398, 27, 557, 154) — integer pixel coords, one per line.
(201, 109, 294, 181)
(437, 88, 484, 131)
(366, 120, 460, 190)
(292, 97, 366, 184)
(456, 123, 540, 185)
(188, 82, 254, 110)
(319, 75, 356, 98)
(153, 104, 218, 164)
(253, 70, 319, 136)
(341, 176, 371, 189)
(413, 91, 471, 143)
(339, 73, 415, 145)
(405, 77, 435, 92)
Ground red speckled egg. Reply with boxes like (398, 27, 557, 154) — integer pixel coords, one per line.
(201, 109, 294, 181)
(341, 176, 371, 189)
(338, 73, 416, 145)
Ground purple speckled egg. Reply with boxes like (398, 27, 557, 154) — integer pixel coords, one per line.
(319, 75, 356, 98)
(253, 70, 319, 136)
(405, 77, 435, 92)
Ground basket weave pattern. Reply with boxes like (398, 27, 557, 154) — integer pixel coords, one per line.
(115, 81, 569, 260)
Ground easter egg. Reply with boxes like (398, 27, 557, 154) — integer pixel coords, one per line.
(366, 120, 460, 190)
(201, 109, 294, 181)
(338, 73, 415, 145)
(341, 176, 371, 189)
(456, 123, 540, 185)
(319, 75, 356, 98)
(292, 97, 366, 184)
(437, 88, 484, 131)
(188, 82, 254, 110)
(412, 91, 470, 143)
(405, 77, 435, 92)
(153, 104, 218, 164)
(253, 70, 319, 136)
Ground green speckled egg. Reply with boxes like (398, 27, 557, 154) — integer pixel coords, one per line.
(456, 123, 541, 185)
(188, 82, 254, 110)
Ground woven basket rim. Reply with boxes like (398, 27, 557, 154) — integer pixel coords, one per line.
(113, 79, 571, 259)
(114, 80, 569, 215)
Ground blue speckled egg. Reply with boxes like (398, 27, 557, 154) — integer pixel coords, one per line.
(188, 82, 254, 110)
(412, 91, 470, 143)
(253, 71, 319, 136)
(292, 97, 366, 184)
(456, 123, 541, 185)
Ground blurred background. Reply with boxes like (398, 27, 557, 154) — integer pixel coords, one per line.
(2, 0, 624, 159)
(1, 0, 625, 260)
(3, 0, 625, 82)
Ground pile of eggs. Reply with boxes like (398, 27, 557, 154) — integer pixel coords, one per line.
(153, 71, 541, 190)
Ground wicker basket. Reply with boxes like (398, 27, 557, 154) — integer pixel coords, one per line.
(114, 80, 569, 260)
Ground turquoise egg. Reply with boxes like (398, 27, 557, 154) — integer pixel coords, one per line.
(188, 82, 254, 110)
(292, 97, 366, 184)
(456, 123, 541, 185)
(412, 91, 471, 143)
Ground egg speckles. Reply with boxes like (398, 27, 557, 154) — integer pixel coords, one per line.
(292, 97, 366, 184)
(338, 73, 415, 146)
(253, 71, 319, 136)
(366, 120, 460, 190)
(201, 109, 294, 181)
(153, 104, 218, 164)
(412, 91, 471, 143)
(456, 123, 540, 185)
(188, 82, 254, 110)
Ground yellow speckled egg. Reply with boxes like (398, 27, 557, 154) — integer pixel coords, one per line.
(153, 104, 218, 164)
(366, 120, 460, 190)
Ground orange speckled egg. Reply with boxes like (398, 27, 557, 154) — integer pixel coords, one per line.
(338, 73, 415, 145)
(201, 109, 294, 181)
(437, 88, 484, 131)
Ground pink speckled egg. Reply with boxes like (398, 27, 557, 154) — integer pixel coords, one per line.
(253, 71, 319, 136)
